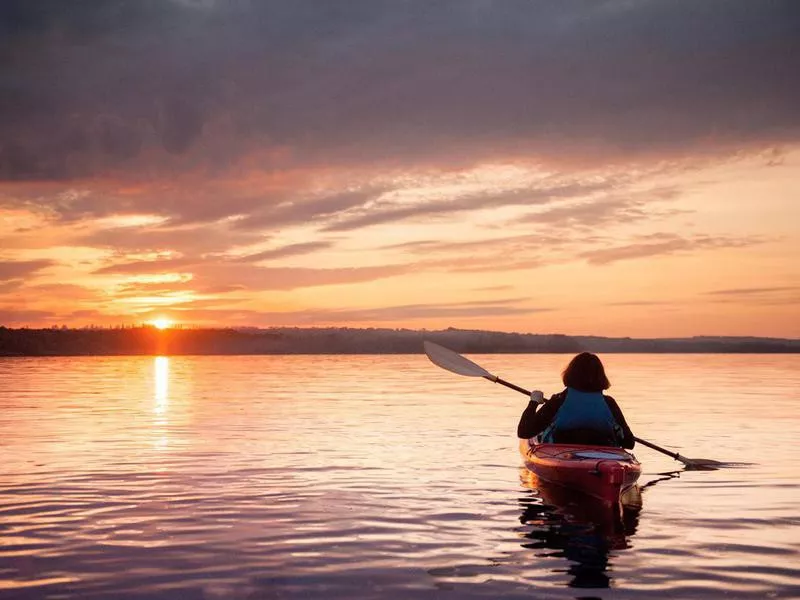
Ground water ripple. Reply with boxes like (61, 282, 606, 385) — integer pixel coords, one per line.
(0, 354, 799, 599)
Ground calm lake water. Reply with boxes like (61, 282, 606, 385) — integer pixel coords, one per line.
(0, 354, 798, 599)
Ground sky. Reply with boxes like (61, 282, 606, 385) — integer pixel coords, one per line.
(1, 0, 798, 338)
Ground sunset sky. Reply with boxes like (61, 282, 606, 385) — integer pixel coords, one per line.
(1, 1, 798, 337)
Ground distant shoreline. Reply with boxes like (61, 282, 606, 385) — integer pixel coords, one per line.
(1, 326, 798, 356)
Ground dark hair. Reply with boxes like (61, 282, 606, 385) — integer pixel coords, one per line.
(562, 352, 610, 392)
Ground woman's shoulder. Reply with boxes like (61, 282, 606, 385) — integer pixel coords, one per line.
(603, 394, 622, 409)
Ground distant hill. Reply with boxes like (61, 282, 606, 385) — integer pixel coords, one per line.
(0, 325, 798, 356)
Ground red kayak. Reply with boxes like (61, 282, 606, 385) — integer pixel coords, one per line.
(519, 439, 641, 504)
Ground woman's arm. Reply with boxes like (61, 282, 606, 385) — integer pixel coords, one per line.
(604, 395, 635, 449)
(517, 391, 566, 438)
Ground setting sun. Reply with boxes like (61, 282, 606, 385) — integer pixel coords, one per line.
(150, 318, 173, 330)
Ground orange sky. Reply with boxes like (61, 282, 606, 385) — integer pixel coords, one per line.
(1, 2, 798, 338)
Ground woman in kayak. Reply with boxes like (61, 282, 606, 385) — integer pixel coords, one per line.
(517, 352, 635, 449)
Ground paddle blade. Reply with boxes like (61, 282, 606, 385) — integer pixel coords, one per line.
(681, 457, 747, 470)
(423, 341, 492, 378)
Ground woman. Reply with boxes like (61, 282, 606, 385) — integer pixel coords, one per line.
(517, 352, 634, 449)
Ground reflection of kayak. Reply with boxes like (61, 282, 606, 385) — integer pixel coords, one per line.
(519, 467, 642, 557)
(519, 468, 643, 590)
(519, 439, 641, 504)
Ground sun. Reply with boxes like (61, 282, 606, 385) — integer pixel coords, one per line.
(150, 318, 173, 330)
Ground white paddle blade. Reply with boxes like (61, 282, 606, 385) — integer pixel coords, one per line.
(423, 341, 492, 378)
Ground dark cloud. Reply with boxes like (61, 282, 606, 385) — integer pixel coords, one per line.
(1, 0, 797, 183)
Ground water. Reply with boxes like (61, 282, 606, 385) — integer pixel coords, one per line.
(0, 354, 798, 599)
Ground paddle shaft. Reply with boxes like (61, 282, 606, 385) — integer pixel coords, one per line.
(484, 375, 531, 396)
(486, 372, 687, 463)
(631, 437, 688, 462)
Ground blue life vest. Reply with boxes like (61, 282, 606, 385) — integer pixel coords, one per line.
(540, 387, 621, 444)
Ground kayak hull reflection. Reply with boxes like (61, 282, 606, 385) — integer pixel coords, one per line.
(519, 439, 641, 504)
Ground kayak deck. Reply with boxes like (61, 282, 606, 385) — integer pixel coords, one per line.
(519, 439, 641, 504)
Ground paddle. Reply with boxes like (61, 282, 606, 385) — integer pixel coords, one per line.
(423, 340, 724, 469)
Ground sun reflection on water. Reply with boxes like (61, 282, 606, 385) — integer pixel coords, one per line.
(153, 356, 170, 449)
(154, 356, 169, 415)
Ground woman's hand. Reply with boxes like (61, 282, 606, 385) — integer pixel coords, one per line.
(530, 390, 545, 405)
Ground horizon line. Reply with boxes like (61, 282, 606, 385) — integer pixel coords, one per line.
(1, 324, 798, 343)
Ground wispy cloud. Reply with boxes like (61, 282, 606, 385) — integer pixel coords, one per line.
(232, 241, 335, 263)
(166, 298, 549, 326)
(323, 183, 604, 232)
(580, 234, 764, 265)
(233, 188, 389, 232)
(0, 308, 57, 324)
(0, 259, 56, 281)
(93, 257, 197, 276)
(706, 286, 798, 296)
(306, 299, 550, 321)
(704, 285, 800, 306)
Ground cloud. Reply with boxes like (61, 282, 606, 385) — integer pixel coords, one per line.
(705, 286, 798, 296)
(302, 299, 549, 322)
(382, 232, 569, 254)
(93, 255, 409, 291)
(232, 241, 335, 263)
(196, 263, 409, 291)
(27, 283, 102, 302)
(322, 183, 603, 232)
(521, 197, 645, 228)
(93, 257, 197, 276)
(79, 221, 265, 256)
(704, 285, 800, 305)
(605, 300, 676, 307)
(113, 279, 195, 297)
(0, 259, 55, 281)
(419, 254, 546, 274)
(473, 284, 515, 292)
(0, 308, 56, 324)
(1, 0, 797, 184)
(580, 233, 764, 265)
(233, 188, 389, 232)
(0, 281, 23, 293)
(164, 297, 549, 326)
